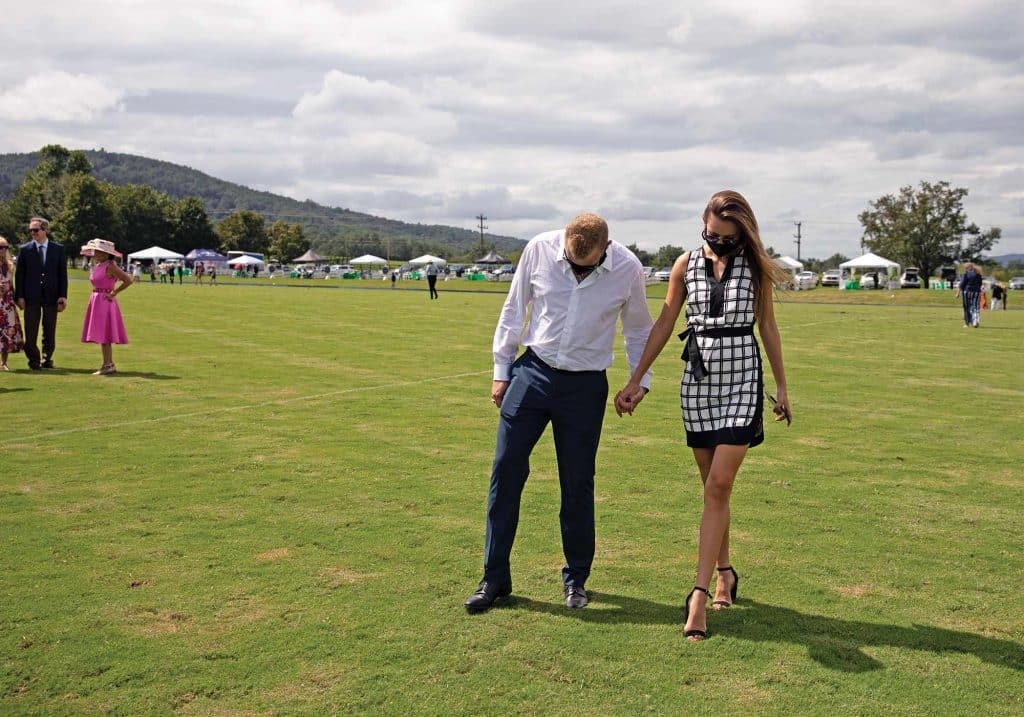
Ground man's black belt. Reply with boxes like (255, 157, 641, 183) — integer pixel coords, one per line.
(524, 347, 604, 375)
(678, 325, 754, 382)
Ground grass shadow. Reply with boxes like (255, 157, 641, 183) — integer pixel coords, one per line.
(0, 387, 32, 394)
(508, 594, 1024, 673)
(721, 599, 1024, 673)
(47, 368, 180, 380)
(508, 591, 681, 626)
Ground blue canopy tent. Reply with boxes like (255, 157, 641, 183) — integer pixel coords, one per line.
(185, 248, 226, 262)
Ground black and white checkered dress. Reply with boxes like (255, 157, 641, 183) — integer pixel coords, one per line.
(679, 248, 764, 448)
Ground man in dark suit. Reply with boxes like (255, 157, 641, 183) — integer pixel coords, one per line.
(14, 217, 68, 370)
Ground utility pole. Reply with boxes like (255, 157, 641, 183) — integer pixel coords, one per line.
(476, 214, 487, 255)
(793, 222, 802, 262)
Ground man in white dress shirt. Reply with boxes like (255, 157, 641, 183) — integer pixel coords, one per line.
(464, 213, 654, 613)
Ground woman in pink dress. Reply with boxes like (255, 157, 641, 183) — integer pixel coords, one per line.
(0, 235, 25, 370)
(81, 239, 133, 375)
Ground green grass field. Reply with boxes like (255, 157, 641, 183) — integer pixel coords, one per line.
(2, 276, 1022, 716)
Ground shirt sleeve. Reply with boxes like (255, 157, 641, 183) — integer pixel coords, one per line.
(492, 243, 534, 381)
(620, 261, 655, 390)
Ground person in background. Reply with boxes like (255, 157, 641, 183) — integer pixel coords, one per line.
(425, 261, 440, 299)
(14, 217, 68, 370)
(177, 263, 184, 284)
(464, 213, 654, 614)
(209, 264, 218, 285)
(80, 239, 132, 375)
(991, 281, 1005, 310)
(194, 262, 205, 285)
(615, 190, 791, 642)
(955, 262, 983, 327)
(0, 236, 25, 370)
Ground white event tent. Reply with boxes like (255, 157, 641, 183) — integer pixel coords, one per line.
(775, 255, 803, 273)
(228, 255, 263, 267)
(409, 254, 446, 266)
(127, 246, 185, 261)
(350, 254, 388, 265)
(839, 252, 901, 289)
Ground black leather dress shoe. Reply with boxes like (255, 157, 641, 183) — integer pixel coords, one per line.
(564, 585, 588, 609)
(41, 360, 54, 369)
(464, 580, 512, 613)
(28, 364, 42, 371)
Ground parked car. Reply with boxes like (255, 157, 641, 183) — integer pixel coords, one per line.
(329, 264, 355, 276)
(859, 272, 882, 289)
(655, 268, 672, 281)
(490, 264, 515, 276)
(794, 271, 818, 289)
(1009, 276, 1024, 290)
(821, 269, 843, 286)
(900, 267, 922, 288)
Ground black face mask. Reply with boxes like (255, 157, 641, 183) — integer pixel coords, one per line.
(702, 229, 742, 257)
(564, 249, 607, 274)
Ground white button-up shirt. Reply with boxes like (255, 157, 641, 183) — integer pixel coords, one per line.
(492, 230, 654, 389)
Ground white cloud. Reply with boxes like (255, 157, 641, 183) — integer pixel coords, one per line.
(0, 71, 123, 122)
(0, 1, 1020, 256)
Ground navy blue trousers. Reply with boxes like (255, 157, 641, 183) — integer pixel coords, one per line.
(483, 350, 608, 588)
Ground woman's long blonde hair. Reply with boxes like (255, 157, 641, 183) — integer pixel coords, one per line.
(702, 190, 786, 324)
(0, 235, 12, 274)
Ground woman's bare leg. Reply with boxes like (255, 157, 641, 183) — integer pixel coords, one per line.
(684, 444, 748, 638)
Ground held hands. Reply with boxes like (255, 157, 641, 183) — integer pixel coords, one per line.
(614, 382, 647, 417)
(57, 298, 67, 312)
(16, 298, 25, 311)
(491, 380, 509, 408)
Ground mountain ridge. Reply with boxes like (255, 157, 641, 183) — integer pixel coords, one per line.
(0, 149, 527, 256)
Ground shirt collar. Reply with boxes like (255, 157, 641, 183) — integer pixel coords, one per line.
(556, 232, 615, 273)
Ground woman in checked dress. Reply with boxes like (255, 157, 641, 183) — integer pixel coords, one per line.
(615, 190, 791, 641)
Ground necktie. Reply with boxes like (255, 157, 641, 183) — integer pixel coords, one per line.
(39, 243, 45, 265)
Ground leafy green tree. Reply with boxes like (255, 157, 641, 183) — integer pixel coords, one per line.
(66, 151, 93, 175)
(859, 181, 1001, 287)
(168, 197, 218, 254)
(57, 175, 117, 257)
(653, 244, 686, 267)
(108, 183, 174, 254)
(268, 220, 310, 263)
(216, 210, 269, 254)
(625, 243, 653, 265)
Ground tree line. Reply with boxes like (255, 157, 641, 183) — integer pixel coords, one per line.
(0, 145, 509, 264)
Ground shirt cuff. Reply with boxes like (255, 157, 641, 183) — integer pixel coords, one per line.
(493, 364, 512, 381)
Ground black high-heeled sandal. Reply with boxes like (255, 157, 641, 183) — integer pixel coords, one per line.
(682, 586, 711, 640)
(712, 566, 739, 608)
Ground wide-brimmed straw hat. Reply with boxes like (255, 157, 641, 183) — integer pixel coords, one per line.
(83, 238, 122, 257)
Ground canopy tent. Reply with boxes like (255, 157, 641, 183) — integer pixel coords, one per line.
(229, 254, 264, 267)
(409, 254, 446, 266)
(839, 252, 901, 289)
(127, 246, 185, 261)
(185, 248, 226, 261)
(293, 249, 326, 263)
(775, 255, 803, 272)
(475, 250, 508, 265)
(350, 254, 388, 265)
(839, 252, 901, 272)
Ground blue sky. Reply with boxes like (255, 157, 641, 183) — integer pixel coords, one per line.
(2, 0, 1021, 258)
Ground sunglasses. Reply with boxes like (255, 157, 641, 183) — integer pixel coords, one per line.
(29, 228, 42, 234)
(0, 246, 8, 250)
(702, 228, 740, 244)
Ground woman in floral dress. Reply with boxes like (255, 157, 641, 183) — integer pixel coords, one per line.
(0, 236, 25, 370)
